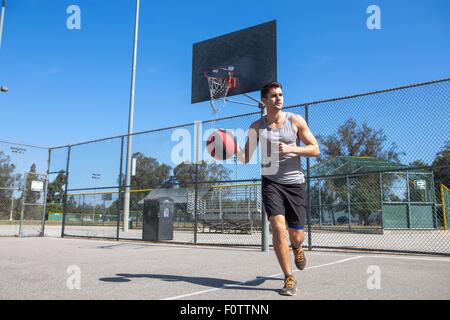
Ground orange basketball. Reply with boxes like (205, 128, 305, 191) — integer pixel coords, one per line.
(206, 129, 237, 160)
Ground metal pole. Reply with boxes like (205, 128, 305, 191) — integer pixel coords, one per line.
(318, 184, 322, 226)
(194, 164, 199, 243)
(379, 172, 384, 229)
(18, 173, 27, 237)
(9, 174, 15, 221)
(193, 121, 202, 244)
(261, 104, 269, 252)
(81, 194, 84, 226)
(441, 185, 448, 231)
(346, 175, 351, 230)
(0, 0, 6, 49)
(117, 136, 125, 240)
(123, 0, 140, 232)
(61, 146, 72, 238)
(406, 172, 411, 228)
(0, 0, 7, 99)
(305, 105, 312, 250)
(430, 172, 437, 229)
(219, 187, 223, 233)
(39, 148, 52, 237)
(9, 149, 17, 221)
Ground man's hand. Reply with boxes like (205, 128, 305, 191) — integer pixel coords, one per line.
(278, 142, 295, 155)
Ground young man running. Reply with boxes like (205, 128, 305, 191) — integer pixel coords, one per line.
(236, 82, 320, 296)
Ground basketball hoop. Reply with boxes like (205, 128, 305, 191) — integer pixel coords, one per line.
(204, 67, 236, 114)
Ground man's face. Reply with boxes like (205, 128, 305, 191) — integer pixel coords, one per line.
(262, 87, 283, 111)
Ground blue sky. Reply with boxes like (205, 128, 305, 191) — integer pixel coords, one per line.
(0, 0, 449, 187)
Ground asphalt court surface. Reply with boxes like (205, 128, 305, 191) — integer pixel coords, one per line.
(1, 237, 449, 300)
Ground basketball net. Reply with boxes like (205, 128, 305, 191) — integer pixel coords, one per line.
(204, 67, 236, 114)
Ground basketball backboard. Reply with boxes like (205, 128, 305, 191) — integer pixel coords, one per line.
(191, 20, 277, 105)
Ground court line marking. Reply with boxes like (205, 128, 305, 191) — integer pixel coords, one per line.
(357, 254, 450, 263)
(10, 237, 449, 261)
(161, 255, 363, 300)
(301, 251, 450, 262)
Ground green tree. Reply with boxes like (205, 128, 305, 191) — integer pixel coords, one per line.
(316, 119, 403, 226)
(24, 164, 41, 204)
(47, 171, 66, 203)
(433, 141, 449, 189)
(409, 160, 428, 168)
(0, 151, 18, 220)
(11, 164, 43, 220)
(123, 153, 173, 210)
(130, 152, 172, 189)
(432, 142, 449, 220)
(317, 118, 403, 162)
(174, 161, 231, 189)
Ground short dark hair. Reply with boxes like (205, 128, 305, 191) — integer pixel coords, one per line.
(261, 82, 283, 99)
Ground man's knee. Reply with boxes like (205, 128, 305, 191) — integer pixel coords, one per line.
(269, 215, 287, 236)
(289, 229, 305, 245)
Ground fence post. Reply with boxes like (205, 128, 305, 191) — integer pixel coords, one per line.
(117, 136, 125, 241)
(61, 146, 71, 238)
(346, 175, 352, 230)
(379, 172, 384, 230)
(305, 104, 312, 250)
(219, 187, 224, 233)
(40, 148, 52, 237)
(18, 173, 27, 237)
(318, 183, 322, 226)
(193, 121, 202, 245)
(441, 185, 448, 231)
(9, 174, 15, 221)
(260, 106, 270, 252)
(194, 165, 199, 244)
(406, 172, 411, 228)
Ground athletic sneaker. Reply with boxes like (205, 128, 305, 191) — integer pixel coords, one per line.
(279, 275, 297, 296)
(293, 246, 307, 270)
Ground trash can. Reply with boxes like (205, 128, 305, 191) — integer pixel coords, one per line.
(142, 197, 175, 241)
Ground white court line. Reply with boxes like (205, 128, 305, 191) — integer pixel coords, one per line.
(357, 254, 450, 263)
(161, 255, 363, 300)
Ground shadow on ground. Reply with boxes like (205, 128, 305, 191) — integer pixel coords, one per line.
(99, 274, 281, 292)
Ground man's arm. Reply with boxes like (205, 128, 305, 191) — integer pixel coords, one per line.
(278, 114, 320, 157)
(236, 121, 260, 164)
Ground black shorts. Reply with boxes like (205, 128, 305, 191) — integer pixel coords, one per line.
(262, 177, 307, 230)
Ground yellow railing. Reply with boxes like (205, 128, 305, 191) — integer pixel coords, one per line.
(210, 183, 260, 189)
(66, 189, 152, 197)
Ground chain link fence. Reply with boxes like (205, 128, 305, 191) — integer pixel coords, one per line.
(0, 141, 49, 236)
(0, 172, 19, 236)
(18, 172, 48, 237)
(47, 78, 449, 255)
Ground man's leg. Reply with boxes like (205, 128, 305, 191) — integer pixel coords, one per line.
(288, 228, 305, 249)
(288, 228, 307, 270)
(269, 215, 292, 277)
(270, 215, 298, 296)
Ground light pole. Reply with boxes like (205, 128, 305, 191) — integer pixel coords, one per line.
(0, 0, 6, 49)
(123, 0, 140, 232)
(1, 0, 8, 93)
